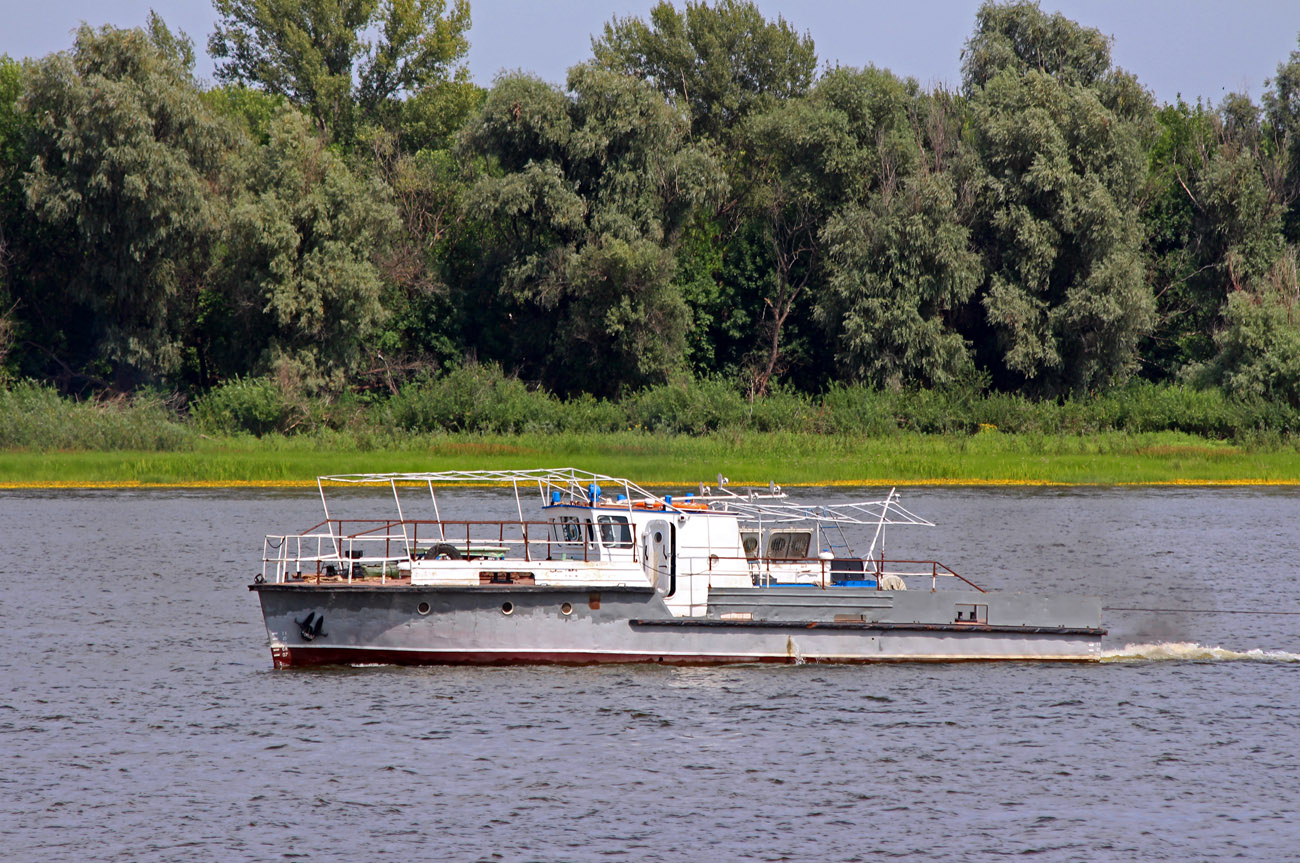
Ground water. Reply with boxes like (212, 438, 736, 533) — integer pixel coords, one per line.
(2, 486, 1298, 862)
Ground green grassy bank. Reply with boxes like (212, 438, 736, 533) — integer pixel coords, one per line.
(4, 430, 1300, 487)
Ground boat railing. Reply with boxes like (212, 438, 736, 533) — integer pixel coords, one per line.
(261, 518, 638, 584)
(705, 554, 984, 592)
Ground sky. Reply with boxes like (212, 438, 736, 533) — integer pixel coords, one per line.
(3, 1, 1300, 107)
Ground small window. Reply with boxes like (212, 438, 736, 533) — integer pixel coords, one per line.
(559, 516, 581, 543)
(767, 531, 812, 559)
(741, 532, 759, 560)
(598, 515, 632, 548)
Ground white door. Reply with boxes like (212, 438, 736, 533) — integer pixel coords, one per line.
(643, 519, 675, 596)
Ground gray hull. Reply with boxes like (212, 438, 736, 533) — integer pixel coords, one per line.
(252, 584, 1104, 667)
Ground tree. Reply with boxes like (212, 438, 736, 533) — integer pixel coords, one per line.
(460, 65, 726, 394)
(739, 66, 982, 394)
(213, 108, 397, 389)
(964, 1, 1157, 394)
(209, 0, 471, 140)
(20, 17, 235, 388)
(820, 170, 982, 389)
(1143, 97, 1286, 378)
(591, 0, 816, 147)
(1264, 33, 1300, 242)
(362, 131, 473, 388)
(0, 55, 28, 375)
(741, 97, 848, 394)
(1191, 254, 1300, 408)
(591, 1, 822, 393)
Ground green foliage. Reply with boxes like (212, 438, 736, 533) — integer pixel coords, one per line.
(20, 18, 236, 385)
(592, 0, 817, 146)
(1264, 35, 1300, 243)
(0, 55, 31, 376)
(0, 380, 193, 450)
(1143, 97, 1287, 376)
(965, 0, 1156, 394)
(813, 69, 982, 388)
(397, 77, 483, 151)
(191, 375, 295, 435)
(1191, 261, 1300, 408)
(461, 65, 727, 394)
(4, 372, 1299, 452)
(375, 364, 626, 434)
(12, 0, 1300, 446)
(818, 385, 902, 436)
(209, 0, 471, 141)
(820, 172, 981, 389)
(625, 377, 749, 434)
(0, 55, 27, 183)
(214, 108, 398, 388)
(381, 365, 549, 433)
(962, 1, 1113, 90)
(202, 83, 288, 144)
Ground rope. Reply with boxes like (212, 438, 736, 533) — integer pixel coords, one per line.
(1104, 606, 1300, 616)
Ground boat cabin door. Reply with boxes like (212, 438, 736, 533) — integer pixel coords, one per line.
(643, 519, 676, 596)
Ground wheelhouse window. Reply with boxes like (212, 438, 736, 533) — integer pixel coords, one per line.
(559, 516, 582, 543)
(767, 530, 812, 559)
(598, 515, 632, 548)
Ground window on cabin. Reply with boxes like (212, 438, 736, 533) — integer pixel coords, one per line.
(559, 516, 581, 543)
(741, 532, 759, 560)
(598, 515, 632, 548)
(767, 531, 812, 559)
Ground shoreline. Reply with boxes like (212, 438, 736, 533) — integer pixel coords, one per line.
(5, 430, 1300, 488)
(5, 477, 1300, 490)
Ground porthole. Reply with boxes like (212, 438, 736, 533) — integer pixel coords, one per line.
(560, 602, 573, 615)
(417, 601, 431, 615)
(501, 601, 514, 615)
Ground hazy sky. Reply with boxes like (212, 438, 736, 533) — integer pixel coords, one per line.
(4, 1, 1300, 106)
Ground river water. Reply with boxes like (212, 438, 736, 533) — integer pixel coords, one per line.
(2, 485, 1298, 862)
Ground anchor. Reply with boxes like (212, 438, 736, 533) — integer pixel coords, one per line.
(295, 612, 327, 641)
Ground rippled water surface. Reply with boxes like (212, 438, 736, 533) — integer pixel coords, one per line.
(2, 486, 1298, 862)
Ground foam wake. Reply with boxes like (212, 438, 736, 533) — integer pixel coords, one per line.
(1101, 641, 1300, 663)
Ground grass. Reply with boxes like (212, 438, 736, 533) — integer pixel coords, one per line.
(3, 429, 1300, 487)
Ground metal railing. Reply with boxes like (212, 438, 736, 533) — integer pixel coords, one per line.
(261, 518, 639, 584)
(703, 553, 984, 592)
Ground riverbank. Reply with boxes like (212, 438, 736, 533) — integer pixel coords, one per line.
(3, 429, 1300, 487)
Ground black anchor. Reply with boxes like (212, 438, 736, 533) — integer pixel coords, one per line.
(294, 612, 327, 641)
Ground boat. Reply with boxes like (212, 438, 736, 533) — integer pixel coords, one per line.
(250, 469, 1104, 667)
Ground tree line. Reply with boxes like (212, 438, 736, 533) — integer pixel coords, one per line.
(4, 0, 1300, 415)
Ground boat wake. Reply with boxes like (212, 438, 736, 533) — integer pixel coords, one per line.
(1101, 641, 1300, 663)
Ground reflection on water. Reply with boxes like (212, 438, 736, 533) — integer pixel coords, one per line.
(2, 486, 1299, 862)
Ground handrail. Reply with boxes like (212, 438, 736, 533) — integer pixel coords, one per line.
(261, 517, 640, 583)
(703, 553, 984, 592)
